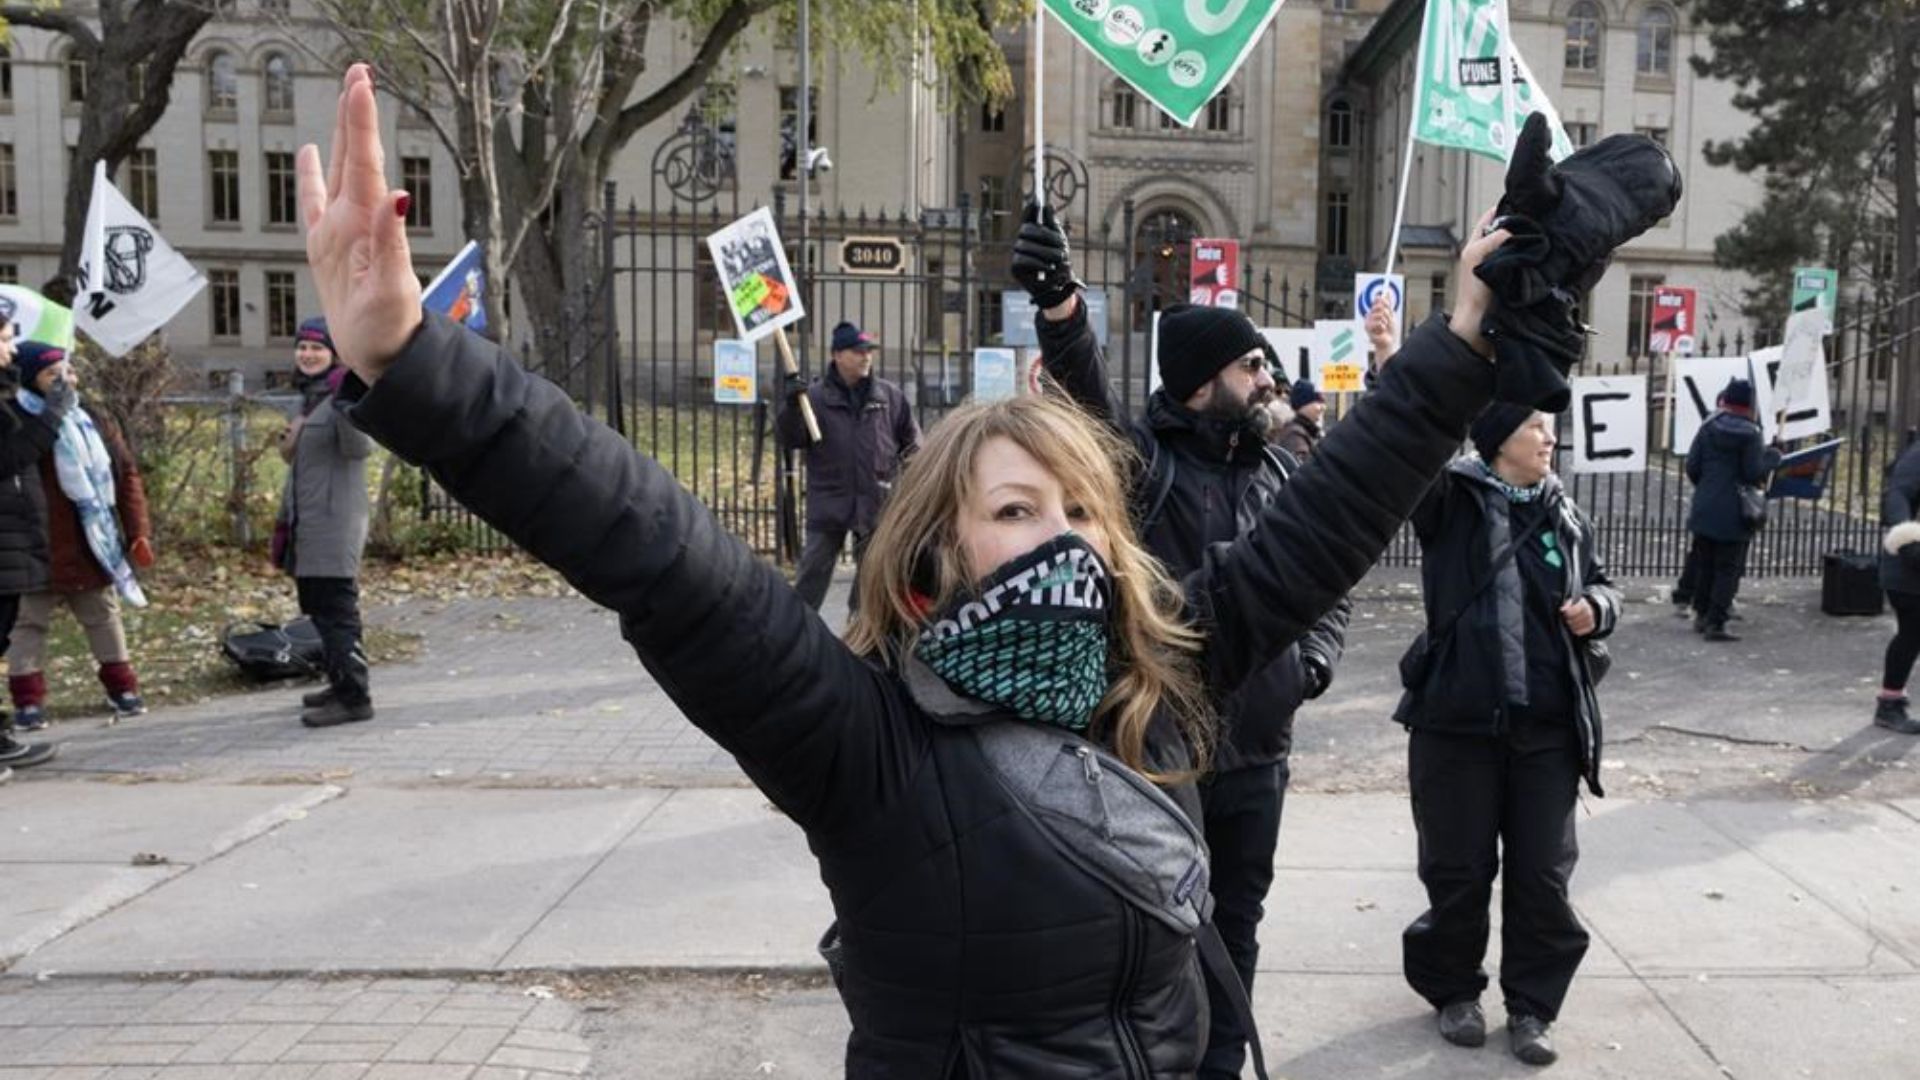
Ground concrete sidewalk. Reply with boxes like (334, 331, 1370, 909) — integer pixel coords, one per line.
(6, 779, 1920, 1077)
(6, 569, 1920, 1078)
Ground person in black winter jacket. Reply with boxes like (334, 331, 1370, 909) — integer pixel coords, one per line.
(775, 320, 920, 615)
(1684, 378, 1780, 641)
(0, 318, 68, 775)
(1874, 438, 1920, 733)
(296, 66, 1513, 1078)
(1394, 404, 1621, 1067)
(1015, 204, 1349, 1080)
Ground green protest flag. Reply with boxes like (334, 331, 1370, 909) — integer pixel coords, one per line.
(0, 285, 76, 349)
(1042, 0, 1286, 128)
(1411, 0, 1573, 163)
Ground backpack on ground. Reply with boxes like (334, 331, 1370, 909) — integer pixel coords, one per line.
(221, 618, 325, 681)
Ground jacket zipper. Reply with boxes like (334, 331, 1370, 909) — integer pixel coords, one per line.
(1112, 905, 1151, 1080)
(1068, 745, 1115, 840)
(1554, 513, 1602, 786)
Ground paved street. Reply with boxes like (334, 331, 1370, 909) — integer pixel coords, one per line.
(4, 569, 1920, 1078)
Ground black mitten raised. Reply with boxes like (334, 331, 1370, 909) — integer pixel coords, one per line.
(1475, 112, 1683, 411)
(1010, 200, 1084, 310)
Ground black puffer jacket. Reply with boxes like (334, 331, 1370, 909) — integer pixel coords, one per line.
(1880, 440, 1920, 594)
(0, 370, 57, 595)
(341, 311, 1492, 1078)
(1037, 299, 1351, 771)
(1394, 461, 1621, 794)
(1685, 411, 1780, 542)
(776, 366, 920, 533)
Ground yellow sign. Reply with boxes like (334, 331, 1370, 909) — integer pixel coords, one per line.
(1321, 362, 1365, 393)
(717, 375, 753, 395)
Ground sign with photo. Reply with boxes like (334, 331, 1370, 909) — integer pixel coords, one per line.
(705, 206, 806, 343)
(1190, 238, 1240, 308)
(713, 339, 757, 405)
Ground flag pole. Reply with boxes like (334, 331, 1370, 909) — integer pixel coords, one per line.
(1033, 4, 1045, 207)
(1495, 0, 1518, 160)
(1383, 2, 1433, 274)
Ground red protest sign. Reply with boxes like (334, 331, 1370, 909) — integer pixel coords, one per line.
(1190, 238, 1240, 309)
(1650, 286, 1698, 355)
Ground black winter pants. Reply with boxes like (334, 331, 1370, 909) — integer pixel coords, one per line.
(1673, 534, 1709, 606)
(0, 593, 18, 734)
(1197, 758, 1288, 1079)
(793, 524, 869, 614)
(1403, 715, 1588, 1022)
(296, 576, 369, 705)
(1885, 590, 1920, 693)
(1690, 538, 1751, 628)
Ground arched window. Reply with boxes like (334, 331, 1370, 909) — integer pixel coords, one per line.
(1203, 87, 1234, 133)
(1327, 99, 1353, 150)
(0, 44, 12, 103)
(1636, 6, 1674, 76)
(64, 48, 88, 105)
(207, 50, 238, 110)
(264, 52, 295, 114)
(1110, 80, 1138, 130)
(1131, 206, 1198, 330)
(1565, 1, 1602, 73)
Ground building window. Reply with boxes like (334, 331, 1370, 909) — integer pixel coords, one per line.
(210, 269, 241, 340)
(123, 149, 158, 220)
(0, 144, 13, 219)
(65, 50, 87, 105)
(1330, 0, 1353, 10)
(1327, 100, 1353, 150)
(206, 51, 238, 111)
(266, 270, 298, 339)
(1635, 125, 1670, 148)
(401, 156, 432, 229)
(977, 288, 1004, 346)
(1203, 89, 1234, 133)
(1566, 1, 1603, 73)
(1637, 6, 1674, 76)
(265, 151, 297, 225)
(260, 0, 289, 13)
(980, 103, 1005, 133)
(1430, 272, 1447, 317)
(0, 44, 12, 102)
(1158, 108, 1178, 131)
(778, 85, 818, 181)
(1323, 192, 1350, 257)
(1110, 80, 1137, 130)
(1627, 274, 1665, 357)
(1567, 122, 1598, 148)
(979, 174, 1009, 241)
(0, 264, 16, 284)
(208, 149, 240, 224)
(264, 53, 295, 115)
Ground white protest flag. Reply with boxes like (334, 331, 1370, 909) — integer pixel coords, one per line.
(75, 161, 206, 356)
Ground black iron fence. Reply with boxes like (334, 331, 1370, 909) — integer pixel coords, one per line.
(420, 128, 1920, 579)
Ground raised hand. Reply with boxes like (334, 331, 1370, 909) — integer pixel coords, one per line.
(1365, 291, 1399, 366)
(1010, 200, 1081, 315)
(1449, 207, 1510, 359)
(296, 65, 422, 385)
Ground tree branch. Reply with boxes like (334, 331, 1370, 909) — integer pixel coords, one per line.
(604, 0, 776, 157)
(0, 5, 103, 54)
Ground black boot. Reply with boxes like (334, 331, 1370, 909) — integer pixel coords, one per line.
(301, 685, 337, 709)
(1875, 697, 1920, 734)
(1508, 1014, 1558, 1066)
(1703, 623, 1741, 643)
(0, 728, 56, 768)
(302, 645, 372, 728)
(1437, 1000, 1487, 1048)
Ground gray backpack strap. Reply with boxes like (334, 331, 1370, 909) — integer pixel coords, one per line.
(1198, 923, 1271, 1080)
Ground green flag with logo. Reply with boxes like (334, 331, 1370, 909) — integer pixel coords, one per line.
(0, 286, 75, 349)
(1042, 0, 1287, 128)
(1412, 0, 1573, 163)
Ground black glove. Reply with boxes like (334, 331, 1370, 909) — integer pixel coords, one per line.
(1010, 200, 1082, 310)
(781, 370, 807, 405)
(1475, 112, 1683, 411)
(1302, 656, 1332, 701)
(40, 376, 75, 423)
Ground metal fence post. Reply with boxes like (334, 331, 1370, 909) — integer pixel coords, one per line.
(226, 370, 250, 547)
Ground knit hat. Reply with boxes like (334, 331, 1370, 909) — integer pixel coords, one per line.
(1289, 379, 1324, 410)
(295, 317, 336, 359)
(13, 340, 65, 389)
(1471, 402, 1536, 464)
(830, 321, 879, 352)
(1718, 377, 1754, 409)
(1156, 304, 1268, 403)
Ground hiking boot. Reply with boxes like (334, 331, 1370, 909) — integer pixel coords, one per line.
(1508, 1014, 1558, 1066)
(301, 699, 374, 728)
(14, 705, 46, 732)
(301, 685, 337, 709)
(0, 732, 56, 769)
(106, 692, 147, 719)
(1703, 623, 1741, 643)
(1438, 1000, 1487, 1048)
(1875, 697, 1920, 734)
(1691, 614, 1708, 634)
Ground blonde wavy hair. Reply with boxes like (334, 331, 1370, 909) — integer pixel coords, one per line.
(844, 394, 1212, 782)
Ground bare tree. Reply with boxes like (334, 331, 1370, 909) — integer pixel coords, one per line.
(1, 0, 216, 302)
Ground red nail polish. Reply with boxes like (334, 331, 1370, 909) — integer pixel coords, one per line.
(395, 193, 411, 219)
